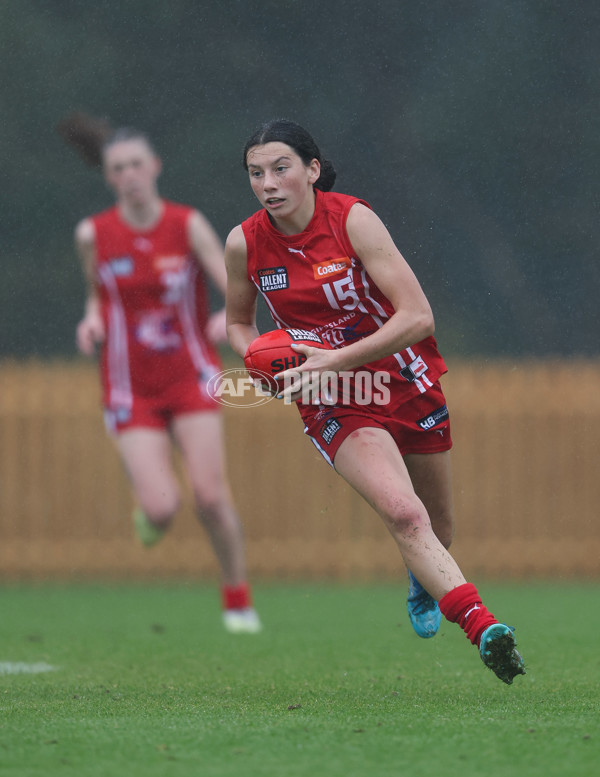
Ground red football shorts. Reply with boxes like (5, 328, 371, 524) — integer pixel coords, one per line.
(103, 376, 219, 434)
(302, 380, 452, 466)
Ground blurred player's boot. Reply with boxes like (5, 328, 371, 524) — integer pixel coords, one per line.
(479, 624, 526, 684)
(222, 608, 262, 634)
(407, 571, 441, 638)
(133, 508, 166, 548)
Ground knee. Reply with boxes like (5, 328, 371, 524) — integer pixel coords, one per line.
(380, 495, 429, 539)
(193, 487, 229, 525)
(140, 492, 180, 529)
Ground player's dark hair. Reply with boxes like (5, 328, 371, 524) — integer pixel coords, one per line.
(57, 112, 156, 168)
(243, 119, 337, 192)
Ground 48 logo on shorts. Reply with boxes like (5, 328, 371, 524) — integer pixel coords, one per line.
(416, 405, 449, 430)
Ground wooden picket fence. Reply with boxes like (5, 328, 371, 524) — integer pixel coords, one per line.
(1, 359, 599, 581)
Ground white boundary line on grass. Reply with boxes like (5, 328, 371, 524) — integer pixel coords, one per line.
(0, 661, 58, 675)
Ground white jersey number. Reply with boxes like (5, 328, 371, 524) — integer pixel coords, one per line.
(322, 275, 368, 313)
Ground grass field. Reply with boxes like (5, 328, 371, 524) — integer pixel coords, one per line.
(1, 582, 598, 776)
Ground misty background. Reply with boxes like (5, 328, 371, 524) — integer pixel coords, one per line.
(1, 0, 597, 359)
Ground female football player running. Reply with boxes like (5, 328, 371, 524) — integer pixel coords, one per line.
(224, 119, 525, 681)
(60, 113, 260, 634)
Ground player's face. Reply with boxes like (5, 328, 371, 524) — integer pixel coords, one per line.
(246, 142, 320, 230)
(103, 139, 162, 205)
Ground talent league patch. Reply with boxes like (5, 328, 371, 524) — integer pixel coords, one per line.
(320, 417, 342, 445)
(258, 266, 289, 292)
(416, 405, 449, 431)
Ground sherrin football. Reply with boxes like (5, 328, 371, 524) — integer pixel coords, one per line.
(244, 328, 332, 393)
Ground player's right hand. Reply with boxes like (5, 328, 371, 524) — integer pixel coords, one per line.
(76, 313, 105, 355)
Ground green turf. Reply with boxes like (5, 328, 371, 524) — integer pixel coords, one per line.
(1, 583, 598, 776)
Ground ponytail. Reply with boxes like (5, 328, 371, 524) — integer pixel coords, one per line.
(57, 112, 156, 168)
(56, 112, 113, 168)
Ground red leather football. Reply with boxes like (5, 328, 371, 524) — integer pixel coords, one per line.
(244, 328, 331, 393)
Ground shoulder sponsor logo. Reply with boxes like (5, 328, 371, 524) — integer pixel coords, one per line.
(108, 256, 134, 276)
(320, 417, 342, 445)
(313, 256, 352, 280)
(258, 266, 289, 292)
(416, 404, 449, 431)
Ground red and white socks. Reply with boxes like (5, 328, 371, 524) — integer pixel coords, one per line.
(221, 582, 253, 612)
(439, 582, 498, 647)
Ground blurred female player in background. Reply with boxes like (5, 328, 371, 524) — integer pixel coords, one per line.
(224, 119, 525, 681)
(59, 113, 260, 633)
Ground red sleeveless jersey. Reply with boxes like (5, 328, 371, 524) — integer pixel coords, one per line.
(241, 189, 447, 409)
(92, 201, 220, 410)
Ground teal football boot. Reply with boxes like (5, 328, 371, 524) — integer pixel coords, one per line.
(479, 623, 526, 684)
(407, 571, 441, 638)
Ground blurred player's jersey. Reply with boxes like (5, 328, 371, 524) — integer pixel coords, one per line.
(241, 189, 447, 410)
(92, 201, 220, 411)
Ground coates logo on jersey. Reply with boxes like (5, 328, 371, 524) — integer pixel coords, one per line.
(312, 256, 352, 280)
(154, 254, 186, 272)
(258, 267, 289, 292)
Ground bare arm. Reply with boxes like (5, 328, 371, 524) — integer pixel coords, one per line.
(74, 218, 105, 355)
(187, 209, 227, 294)
(328, 202, 435, 370)
(187, 209, 232, 343)
(275, 203, 435, 394)
(224, 225, 259, 357)
(75, 218, 97, 301)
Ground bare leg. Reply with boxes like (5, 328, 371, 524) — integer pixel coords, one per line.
(172, 412, 248, 587)
(404, 451, 454, 549)
(334, 427, 465, 601)
(115, 428, 180, 527)
(335, 428, 525, 682)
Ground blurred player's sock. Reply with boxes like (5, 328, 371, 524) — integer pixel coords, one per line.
(406, 571, 441, 638)
(479, 624, 525, 684)
(133, 508, 166, 547)
(222, 583, 262, 634)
